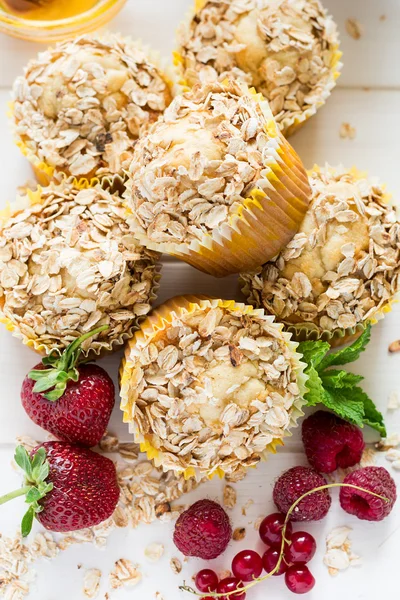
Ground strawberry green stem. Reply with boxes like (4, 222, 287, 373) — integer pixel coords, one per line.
(0, 486, 30, 505)
(179, 482, 390, 598)
(28, 325, 109, 401)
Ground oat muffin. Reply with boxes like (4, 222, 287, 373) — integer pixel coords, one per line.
(176, 0, 341, 137)
(120, 296, 307, 480)
(0, 180, 160, 356)
(125, 80, 311, 277)
(12, 35, 172, 185)
(242, 165, 400, 345)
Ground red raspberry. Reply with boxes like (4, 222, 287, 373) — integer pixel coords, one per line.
(273, 466, 331, 522)
(173, 499, 232, 559)
(302, 411, 365, 473)
(340, 467, 396, 521)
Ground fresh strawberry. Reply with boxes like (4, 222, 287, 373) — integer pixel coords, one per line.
(21, 326, 115, 447)
(0, 442, 120, 535)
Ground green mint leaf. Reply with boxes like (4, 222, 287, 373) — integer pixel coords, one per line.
(298, 340, 330, 369)
(21, 506, 35, 537)
(320, 370, 364, 390)
(318, 325, 371, 371)
(350, 386, 387, 437)
(316, 387, 365, 428)
(303, 365, 328, 407)
(14, 446, 32, 479)
(25, 487, 42, 504)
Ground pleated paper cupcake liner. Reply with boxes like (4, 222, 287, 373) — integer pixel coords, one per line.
(120, 295, 308, 481)
(0, 175, 162, 359)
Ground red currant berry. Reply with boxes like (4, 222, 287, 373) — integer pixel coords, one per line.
(285, 564, 315, 594)
(232, 549, 263, 582)
(216, 577, 246, 600)
(195, 569, 219, 593)
(262, 547, 288, 576)
(259, 512, 292, 547)
(285, 532, 316, 564)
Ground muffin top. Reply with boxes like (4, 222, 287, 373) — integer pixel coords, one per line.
(0, 180, 159, 356)
(121, 298, 306, 478)
(126, 79, 297, 248)
(242, 166, 400, 335)
(12, 35, 172, 180)
(177, 0, 340, 133)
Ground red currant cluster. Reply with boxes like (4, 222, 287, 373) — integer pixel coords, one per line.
(194, 511, 316, 598)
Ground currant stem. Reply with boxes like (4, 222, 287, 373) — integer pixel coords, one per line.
(0, 486, 31, 505)
(179, 482, 390, 598)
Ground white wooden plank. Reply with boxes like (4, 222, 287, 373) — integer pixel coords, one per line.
(0, 444, 399, 600)
(0, 0, 400, 89)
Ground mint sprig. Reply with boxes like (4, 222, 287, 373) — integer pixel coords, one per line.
(0, 446, 53, 537)
(298, 325, 386, 437)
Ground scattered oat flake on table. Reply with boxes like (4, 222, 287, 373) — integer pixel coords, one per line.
(170, 557, 182, 575)
(254, 516, 264, 531)
(223, 485, 237, 509)
(346, 18, 363, 40)
(324, 527, 361, 577)
(109, 559, 142, 589)
(144, 543, 164, 562)
(340, 122, 356, 140)
(83, 569, 102, 599)
(375, 433, 400, 451)
(388, 391, 400, 411)
(380, 14, 386, 21)
(241, 499, 254, 516)
(155, 593, 165, 600)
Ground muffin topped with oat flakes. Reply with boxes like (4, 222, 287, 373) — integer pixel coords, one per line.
(0, 180, 160, 357)
(242, 165, 400, 345)
(120, 296, 307, 480)
(176, 0, 341, 136)
(125, 79, 311, 277)
(12, 35, 172, 185)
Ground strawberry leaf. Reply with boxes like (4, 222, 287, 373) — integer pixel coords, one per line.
(28, 326, 108, 401)
(14, 446, 32, 479)
(21, 507, 35, 537)
(25, 487, 42, 504)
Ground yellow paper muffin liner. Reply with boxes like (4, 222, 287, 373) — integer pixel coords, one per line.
(125, 90, 311, 278)
(0, 175, 162, 359)
(240, 164, 400, 347)
(10, 38, 174, 187)
(173, 0, 342, 138)
(120, 295, 308, 480)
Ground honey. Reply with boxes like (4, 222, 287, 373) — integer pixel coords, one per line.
(0, 0, 99, 20)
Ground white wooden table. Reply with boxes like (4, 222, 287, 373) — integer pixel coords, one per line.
(0, 1, 399, 599)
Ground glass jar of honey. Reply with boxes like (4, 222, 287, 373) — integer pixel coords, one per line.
(0, 0, 127, 41)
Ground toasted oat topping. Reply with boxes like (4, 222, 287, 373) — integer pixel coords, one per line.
(12, 35, 171, 180)
(242, 165, 400, 334)
(123, 303, 304, 476)
(0, 181, 160, 355)
(126, 80, 285, 247)
(177, 0, 340, 132)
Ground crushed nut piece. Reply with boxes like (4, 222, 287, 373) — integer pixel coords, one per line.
(389, 340, 400, 353)
(346, 18, 363, 40)
(232, 527, 246, 542)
